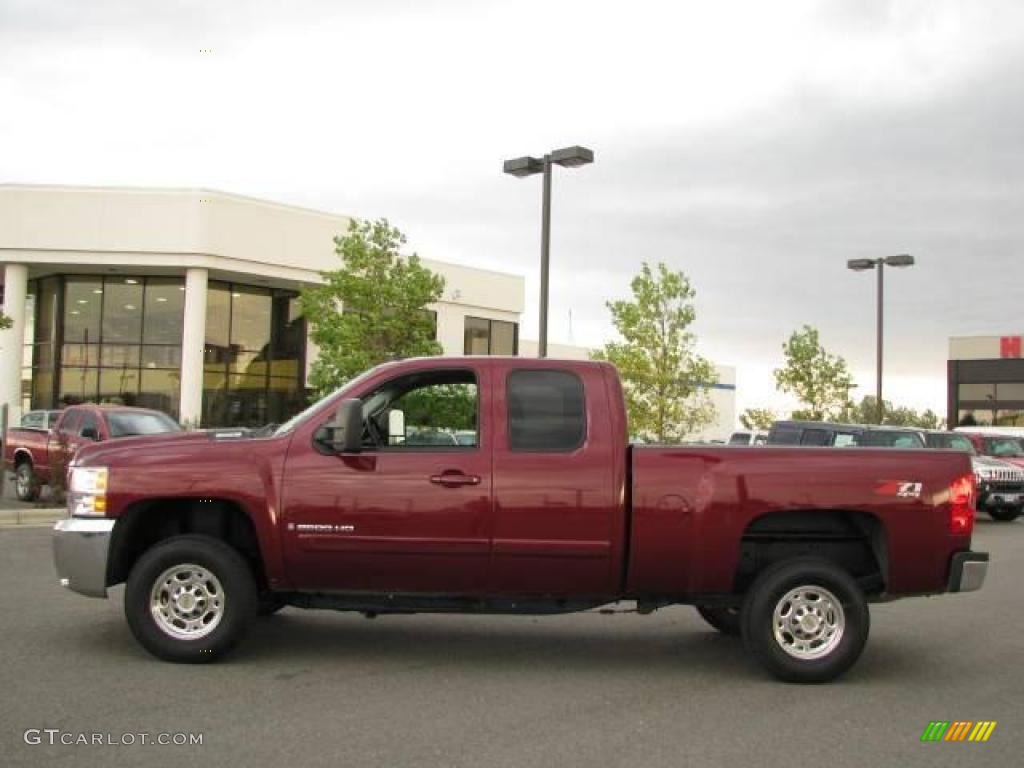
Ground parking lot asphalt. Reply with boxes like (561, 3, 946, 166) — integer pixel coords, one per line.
(2, 519, 1021, 768)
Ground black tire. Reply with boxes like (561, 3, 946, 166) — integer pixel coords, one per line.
(696, 605, 741, 636)
(14, 461, 40, 502)
(125, 535, 257, 663)
(740, 557, 870, 684)
(257, 594, 288, 616)
(988, 507, 1020, 522)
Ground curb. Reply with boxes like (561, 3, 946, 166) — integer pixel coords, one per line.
(0, 509, 66, 528)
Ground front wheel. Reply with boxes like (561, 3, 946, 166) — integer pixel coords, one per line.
(14, 462, 40, 502)
(988, 507, 1021, 522)
(125, 535, 257, 663)
(740, 558, 870, 683)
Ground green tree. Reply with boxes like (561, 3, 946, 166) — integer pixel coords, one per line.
(774, 325, 854, 421)
(300, 219, 445, 395)
(839, 395, 943, 429)
(593, 262, 717, 443)
(740, 407, 777, 431)
(0, 312, 11, 330)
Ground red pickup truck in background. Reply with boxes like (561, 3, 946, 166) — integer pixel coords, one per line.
(4, 404, 180, 501)
(52, 358, 987, 683)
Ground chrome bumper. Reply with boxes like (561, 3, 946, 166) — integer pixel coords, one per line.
(948, 551, 989, 593)
(53, 517, 115, 598)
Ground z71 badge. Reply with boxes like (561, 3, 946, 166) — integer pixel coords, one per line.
(875, 481, 923, 498)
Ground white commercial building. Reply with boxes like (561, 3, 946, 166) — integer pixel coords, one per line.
(1, 184, 736, 438)
(0, 185, 522, 428)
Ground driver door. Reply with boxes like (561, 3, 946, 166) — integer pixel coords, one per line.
(281, 365, 493, 594)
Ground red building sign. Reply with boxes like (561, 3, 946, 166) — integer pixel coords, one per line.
(1000, 336, 1022, 359)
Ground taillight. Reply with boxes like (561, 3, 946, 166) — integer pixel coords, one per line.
(949, 473, 975, 536)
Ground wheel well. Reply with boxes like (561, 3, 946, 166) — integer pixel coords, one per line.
(736, 510, 888, 596)
(13, 450, 33, 467)
(106, 499, 268, 591)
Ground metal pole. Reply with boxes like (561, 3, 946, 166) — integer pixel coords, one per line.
(876, 260, 884, 424)
(539, 155, 553, 358)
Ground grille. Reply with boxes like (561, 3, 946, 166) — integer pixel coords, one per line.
(982, 466, 1024, 483)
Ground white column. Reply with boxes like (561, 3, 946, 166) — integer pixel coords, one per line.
(1, 263, 29, 428)
(179, 268, 208, 428)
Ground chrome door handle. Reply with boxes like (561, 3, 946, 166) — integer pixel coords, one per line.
(430, 472, 481, 487)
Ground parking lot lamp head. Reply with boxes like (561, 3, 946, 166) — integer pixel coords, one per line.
(502, 156, 544, 178)
(884, 254, 915, 268)
(846, 258, 877, 271)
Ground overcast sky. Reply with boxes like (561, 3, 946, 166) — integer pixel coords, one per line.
(3, 0, 1023, 418)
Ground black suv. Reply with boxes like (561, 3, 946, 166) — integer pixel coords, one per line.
(766, 421, 926, 448)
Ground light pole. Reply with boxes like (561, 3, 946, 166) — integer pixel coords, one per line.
(846, 254, 915, 424)
(503, 145, 594, 358)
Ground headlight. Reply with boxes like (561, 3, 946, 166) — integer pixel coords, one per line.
(67, 467, 108, 517)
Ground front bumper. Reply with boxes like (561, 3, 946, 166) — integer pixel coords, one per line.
(948, 551, 989, 593)
(52, 517, 115, 598)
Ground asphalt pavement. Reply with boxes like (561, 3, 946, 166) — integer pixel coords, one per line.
(1, 519, 1021, 768)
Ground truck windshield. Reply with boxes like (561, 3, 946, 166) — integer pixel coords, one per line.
(107, 411, 181, 437)
(984, 437, 1024, 457)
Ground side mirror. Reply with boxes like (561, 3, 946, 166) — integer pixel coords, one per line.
(80, 427, 99, 441)
(387, 409, 406, 446)
(328, 399, 363, 454)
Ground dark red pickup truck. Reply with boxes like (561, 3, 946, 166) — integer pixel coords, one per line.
(53, 358, 988, 682)
(4, 404, 180, 501)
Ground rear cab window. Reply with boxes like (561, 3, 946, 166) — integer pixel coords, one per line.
(507, 369, 586, 452)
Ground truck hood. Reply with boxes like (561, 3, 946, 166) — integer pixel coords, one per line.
(72, 428, 270, 467)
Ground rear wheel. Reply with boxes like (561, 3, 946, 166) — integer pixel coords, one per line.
(695, 605, 741, 636)
(988, 507, 1021, 522)
(125, 535, 257, 663)
(14, 461, 40, 502)
(741, 557, 870, 683)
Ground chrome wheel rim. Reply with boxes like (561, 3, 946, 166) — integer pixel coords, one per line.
(149, 564, 225, 640)
(772, 585, 845, 660)
(15, 466, 30, 496)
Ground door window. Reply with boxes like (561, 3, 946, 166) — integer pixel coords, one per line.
(78, 411, 99, 439)
(361, 370, 478, 450)
(800, 429, 830, 446)
(507, 369, 586, 452)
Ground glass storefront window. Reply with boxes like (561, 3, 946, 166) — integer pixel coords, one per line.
(230, 286, 271, 353)
(27, 275, 186, 417)
(464, 317, 489, 354)
(201, 282, 305, 427)
(143, 279, 185, 344)
(102, 278, 144, 343)
(59, 367, 99, 406)
(996, 383, 1024, 401)
(463, 316, 518, 355)
(64, 278, 102, 344)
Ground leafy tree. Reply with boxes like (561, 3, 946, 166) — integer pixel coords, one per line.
(740, 407, 777, 431)
(774, 325, 854, 421)
(0, 312, 11, 330)
(593, 262, 717, 443)
(300, 219, 445, 396)
(839, 396, 943, 429)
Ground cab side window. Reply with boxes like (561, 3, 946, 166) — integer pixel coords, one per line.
(78, 411, 99, 440)
(361, 370, 478, 450)
(507, 370, 585, 452)
(800, 429, 830, 447)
